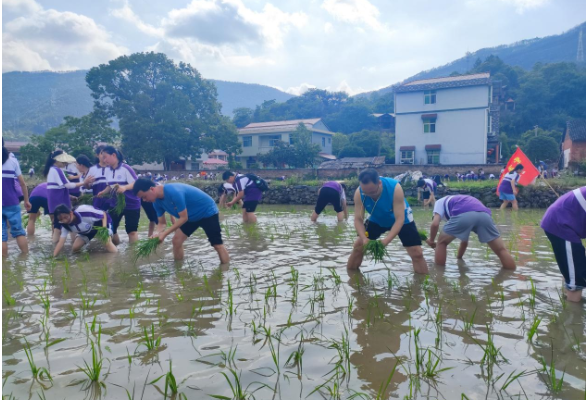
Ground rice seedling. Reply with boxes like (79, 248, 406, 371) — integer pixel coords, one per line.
(150, 360, 186, 399)
(79, 291, 96, 312)
(210, 368, 272, 400)
(134, 238, 160, 260)
(527, 316, 541, 342)
(328, 268, 342, 286)
(78, 341, 105, 386)
(461, 307, 477, 332)
(500, 369, 527, 391)
(285, 333, 305, 374)
(363, 240, 388, 263)
(418, 229, 428, 240)
(375, 359, 400, 400)
(92, 226, 111, 244)
(23, 339, 52, 382)
(3, 285, 16, 306)
(226, 279, 236, 316)
(139, 323, 162, 351)
(22, 213, 30, 228)
(76, 193, 94, 206)
(110, 191, 126, 216)
(528, 278, 537, 309)
(538, 342, 565, 393)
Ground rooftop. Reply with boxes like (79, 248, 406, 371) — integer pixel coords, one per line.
(396, 73, 491, 93)
(239, 118, 333, 135)
(566, 119, 586, 142)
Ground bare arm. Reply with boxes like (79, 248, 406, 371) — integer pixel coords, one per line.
(353, 189, 368, 242)
(53, 237, 67, 257)
(219, 193, 227, 208)
(342, 199, 349, 220)
(155, 209, 188, 242)
(427, 214, 441, 248)
(381, 185, 407, 247)
(17, 175, 31, 211)
(228, 190, 245, 206)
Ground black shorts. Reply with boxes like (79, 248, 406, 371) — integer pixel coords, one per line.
(364, 220, 422, 247)
(180, 213, 223, 246)
(141, 200, 158, 223)
(243, 201, 258, 213)
(109, 208, 140, 234)
(29, 196, 49, 215)
(315, 187, 343, 214)
(545, 231, 586, 291)
(422, 191, 431, 200)
(18, 196, 24, 203)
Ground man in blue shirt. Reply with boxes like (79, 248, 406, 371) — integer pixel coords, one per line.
(133, 179, 229, 263)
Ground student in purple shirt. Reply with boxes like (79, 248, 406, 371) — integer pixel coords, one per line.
(499, 164, 524, 210)
(52, 204, 117, 257)
(2, 144, 31, 257)
(222, 171, 263, 223)
(86, 146, 111, 211)
(541, 187, 586, 302)
(417, 178, 437, 209)
(27, 182, 49, 236)
(99, 146, 141, 244)
(427, 195, 515, 269)
(44, 150, 93, 243)
(311, 181, 348, 222)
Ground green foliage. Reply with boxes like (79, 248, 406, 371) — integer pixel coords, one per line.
(339, 145, 366, 158)
(523, 135, 560, 163)
(331, 133, 349, 156)
(19, 111, 118, 171)
(232, 107, 253, 128)
(86, 52, 233, 169)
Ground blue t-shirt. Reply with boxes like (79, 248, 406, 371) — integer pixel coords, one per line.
(153, 183, 218, 222)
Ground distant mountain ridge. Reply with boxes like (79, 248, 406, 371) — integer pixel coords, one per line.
(356, 22, 586, 98)
(2, 71, 293, 136)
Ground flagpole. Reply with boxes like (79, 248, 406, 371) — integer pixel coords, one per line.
(540, 174, 560, 198)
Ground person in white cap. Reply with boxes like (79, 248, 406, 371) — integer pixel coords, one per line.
(43, 150, 94, 243)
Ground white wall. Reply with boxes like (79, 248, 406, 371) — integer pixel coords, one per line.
(395, 108, 487, 165)
(396, 85, 489, 114)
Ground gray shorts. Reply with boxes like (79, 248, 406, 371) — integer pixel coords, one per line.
(443, 211, 500, 243)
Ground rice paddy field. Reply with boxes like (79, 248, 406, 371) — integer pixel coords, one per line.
(2, 206, 585, 399)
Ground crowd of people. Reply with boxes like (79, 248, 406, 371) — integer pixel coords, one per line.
(2, 140, 585, 303)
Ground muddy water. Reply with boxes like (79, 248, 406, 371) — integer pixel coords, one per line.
(2, 206, 585, 399)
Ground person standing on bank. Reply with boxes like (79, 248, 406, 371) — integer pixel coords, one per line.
(133, 179, 230, 263)
(52, 204, 117, 257)
(540, 187, 586, 302)
(3, 144, 31, 257)
(99, 146, 141, 244)
(311, 181, 348, 222)
(426, 195, 516, 269)
(499, 164, 524, 210)
(222, 171, 263, 223)
(347, 169, 428, 274)
(44, 150, 93, 243)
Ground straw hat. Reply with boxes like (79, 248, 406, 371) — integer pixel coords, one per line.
(53, 152, 76, 163)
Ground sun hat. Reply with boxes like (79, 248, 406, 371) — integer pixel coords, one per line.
(53, 152, 76, 163)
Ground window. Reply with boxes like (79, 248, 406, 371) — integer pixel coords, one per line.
(427, 150, 440, 164)
(268, 135, 281, 146)
(328, 137, 332, 144)
(400, 150, 414, 165)
(423, 119, 436, 133)
(243, 136, 252, 147)
(424, 90, 436, 104)
(289, 134, 294, 145)
(322, 137, 326, 147)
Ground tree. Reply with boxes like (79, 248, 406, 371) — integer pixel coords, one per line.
(259, 123, 321, 168)
(523, 136, 560, 163)
(19, 111, 118, 171)
(332, 133, 349, 157)
(232, 107, 253, 128)
(200, 115, 242, 156)
(86, 52, 222, 169)
(339, 145, 366, 158)
(348, 130, 381, 156)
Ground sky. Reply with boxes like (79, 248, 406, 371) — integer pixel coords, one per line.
(2, 0, 586, 95)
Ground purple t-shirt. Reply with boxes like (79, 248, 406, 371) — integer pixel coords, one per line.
(88, 164, 111, 210)
(322, 181, 346, 201)
(233, 174, 262, 202)
(498, 171, 519, 194)
(107, 163, 140, 210)
(30, 182, 48, 199)
(541, 187, 586, 243)
(47, 166, 71, 212)
(2, 156, 22, 206)
(433, 195, 492, 221)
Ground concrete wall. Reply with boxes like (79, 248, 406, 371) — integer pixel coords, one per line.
(395, 85, 489, 114)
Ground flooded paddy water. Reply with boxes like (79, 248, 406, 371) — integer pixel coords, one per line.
(2, 206, 585, 399)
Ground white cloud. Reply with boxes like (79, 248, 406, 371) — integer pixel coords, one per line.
(2, 0, 42, 15)
(3, 1, 127, 72)
(324, 22, 334, 33)
(499, 0, 550, 13)
(109, 1, 164, 38)
(282, 82, 316, 95)
(321, 0, 383, 30)
(334, 80, 364, 95)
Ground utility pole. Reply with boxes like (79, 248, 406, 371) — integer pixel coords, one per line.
(534, 125, 539, 137)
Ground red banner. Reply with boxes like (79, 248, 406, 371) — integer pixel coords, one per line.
(496, 148, 540, 195)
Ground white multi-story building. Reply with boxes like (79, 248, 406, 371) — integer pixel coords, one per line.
(394, 73, 500, 165)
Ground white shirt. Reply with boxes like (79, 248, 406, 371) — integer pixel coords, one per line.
(48, 166, 75, 189)
(60, 205, 106, 237)
(433, 197, 451, 221)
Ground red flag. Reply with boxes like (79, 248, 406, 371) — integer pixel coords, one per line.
(496, 147, 540, 195)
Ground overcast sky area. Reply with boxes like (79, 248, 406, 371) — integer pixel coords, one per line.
(2, 0, 586, 95)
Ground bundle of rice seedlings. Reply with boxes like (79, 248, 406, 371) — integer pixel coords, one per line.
(134, 238, 160, 260)
(110, 192, 126, 215)
(93, 226, 111, 244)
(363, 240, 389, 263)
(418, 229, 428, 240)
(22, 213, 30, 228)
(76, 193, 94, 205)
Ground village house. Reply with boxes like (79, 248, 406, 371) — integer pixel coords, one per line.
(561, 119, 586, 169)
(237, 118, 334, 167)
(394, 73, 500, 165)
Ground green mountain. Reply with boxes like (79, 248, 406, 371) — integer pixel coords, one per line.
(2, 71, 293, 136)
(357, 22, 586, 98)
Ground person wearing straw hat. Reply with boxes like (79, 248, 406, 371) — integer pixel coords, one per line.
(44, 150, 94, 243)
